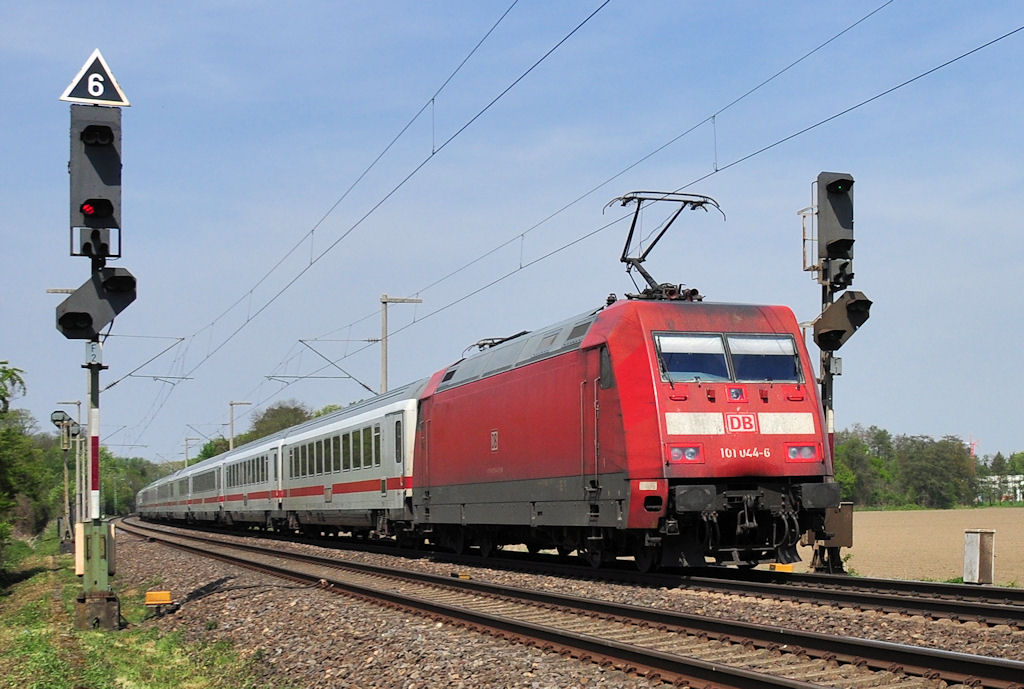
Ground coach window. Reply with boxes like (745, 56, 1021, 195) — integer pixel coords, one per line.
(324, 437, 334, 473)
(352, 431, 362, 469)
(373, 425, 381, 467)
(654, 333, 729, 382)
(395, 420, 403, 464)
(342, 432, 352, 471)
(289, 449, 296, 478)
(299, 444, 307, 477)
(363, 427, 374, 468)
(316, 439, 324, 475)
(727, 335, 801, 383)
(332, 436, 341, 472)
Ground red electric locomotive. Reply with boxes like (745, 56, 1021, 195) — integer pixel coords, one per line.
(413, 193, 839, 569)
(413, 297, 837, 569)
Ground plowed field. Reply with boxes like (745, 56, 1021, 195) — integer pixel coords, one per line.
(797, 507, 1023, 586)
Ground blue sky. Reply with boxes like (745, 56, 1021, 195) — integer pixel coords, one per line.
(3, 1, 1023, 465)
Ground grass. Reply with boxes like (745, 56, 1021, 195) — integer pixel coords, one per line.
(0, 524, 283, 689)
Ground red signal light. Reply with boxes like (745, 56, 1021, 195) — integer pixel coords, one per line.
(80, 198, 113, 218)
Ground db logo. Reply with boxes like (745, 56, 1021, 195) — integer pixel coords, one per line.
(725, 413, 758, 433)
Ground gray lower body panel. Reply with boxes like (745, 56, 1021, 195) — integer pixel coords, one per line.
(414, 473, 630, 529)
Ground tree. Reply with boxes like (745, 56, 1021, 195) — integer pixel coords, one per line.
(1008, 452, 1024, 475)
(196, 436, 229, 462)
(990, 452, 1009, 475)
(0, 421, 49, 535)
(245, 401, 311, 441)
(0, 361, 27, 415)
(833, 434, 880, 505)
(99, 452, 171, 516)
(894, 435, 973, 508)
(193, 401, 315, 462)
(313, 403, 342, 418)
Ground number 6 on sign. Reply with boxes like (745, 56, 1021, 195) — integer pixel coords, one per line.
(88, 73, 106, 97)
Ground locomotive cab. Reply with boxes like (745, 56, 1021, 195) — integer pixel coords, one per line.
(596, 299, 840, 567)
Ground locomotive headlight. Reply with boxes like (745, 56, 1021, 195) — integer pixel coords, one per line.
(668, 445, 703, 463)
(785, 444, 819, 461)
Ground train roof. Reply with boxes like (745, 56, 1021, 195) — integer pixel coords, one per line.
(433, 298, 796, 394)
(144, 377, 429, 488)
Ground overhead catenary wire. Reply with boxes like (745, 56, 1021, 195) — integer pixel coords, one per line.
(308, 0, 897, 345)
(137, 14, 1024, 458)
(187, 0, 523, 352)
(180, 1, 610, 381)
(128, 2, 611, 444)
(267, 20, 1024, 400)
(214, 0, 911, 412)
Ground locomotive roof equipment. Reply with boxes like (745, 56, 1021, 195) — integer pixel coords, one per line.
(607, 191, 725, 302)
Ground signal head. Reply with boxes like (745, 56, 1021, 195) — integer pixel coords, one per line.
(825, 176, 854, 195)
(80, 124, 114, 146)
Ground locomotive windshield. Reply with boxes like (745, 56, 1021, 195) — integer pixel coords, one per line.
(654, 332, 801, 383)
(727, 335, 800, 383)
(654, 333, 729, 382)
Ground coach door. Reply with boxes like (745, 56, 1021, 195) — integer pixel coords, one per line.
(272, 447, 281, 507)
(381, 412, 401, 500)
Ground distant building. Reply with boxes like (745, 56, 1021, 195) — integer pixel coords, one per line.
(978, 475, 1024, 502)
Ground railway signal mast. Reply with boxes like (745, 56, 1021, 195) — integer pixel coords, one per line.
(801, 171, 872, 573)
(807, 173, 871, 429)
(57, 49, 134, 630)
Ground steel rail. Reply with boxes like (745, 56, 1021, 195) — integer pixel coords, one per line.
(422, 546, 1024, 627)
(120, 519, 1024, 689)
(123, 518, 1024, 625)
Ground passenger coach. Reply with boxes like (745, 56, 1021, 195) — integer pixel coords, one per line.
(136, 381, 426, 537)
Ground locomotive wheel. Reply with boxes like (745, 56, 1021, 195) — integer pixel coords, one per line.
(478, 534, 496, 558)
(397, 533, 422, 550)
(633, 544, 660, 573)
(525, 540, 543, 555)
(556, 545, 574, 558)
(581, 549, 603, 569)
(451, 528, 468, 555)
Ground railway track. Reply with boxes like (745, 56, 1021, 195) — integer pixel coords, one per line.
(344, 538, 1024, 628)
(136, 519, 1024, 627)
(120, 519, 1024, 689)
(678, 567, 1024, 627)
(136, 518, 1024, 627)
